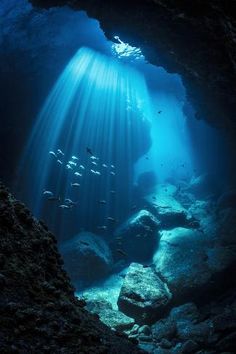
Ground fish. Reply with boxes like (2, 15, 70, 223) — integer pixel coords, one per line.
(158, 110, 162, 114)
(97, 226, 107, 230)
(135, 234, 142, 238)
(111, 164, 115, 169)
(90, 169, 96, 174)
(95, 171, 101, 175)
(86, 147, 93, 155)
(65, 199, 78, 207)
(152, 196, 156, 200)
(43, 190, 53, 197)
(47, 196, 60, 202)
(68, 161, 77, 166)
(72, 156, 79, 160)
(79, 165, 85, 169)
(74, 172, 82, 177)
(49, 151, 57, 158)
(102, 164, 108, 168)
(90, 156, 96, 160)
(107, 217, 116, 222)
(110, 171, 115, 176)
(116, 249, 128, 257)
(91, 161, 97, 165)
(110, 190, 116, 194)
(71, 183, 80, 187)
(115, 237, 123, 241)
(80, 240, 89, 246)
(98, 200, 106, 205)
(59, 204, 70, 209)
(145, 156, 149, 160)
(57, 149, 64, 156)
(66, 164, 72, 170)
(57, 159, 63, 165)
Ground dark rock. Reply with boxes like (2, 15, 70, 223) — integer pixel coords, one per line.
(159, 338, 172, 349)
(114, 210, 160, 262)
(170, 303, 199, 323)
(60, 232, 113, 283)
(215, 331, 236, 352)
(176, 319, 213, 344)
(152, 317, 176, 341)
(118, 263, 172, 324)
(0, 183, 144, 353)
(181, 340, 198, 353)
(217, 190, 236, 210)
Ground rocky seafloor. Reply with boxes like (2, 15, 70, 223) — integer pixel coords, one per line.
(1, 175, 236, 353)
(60, 174, 236, 353)
(0, 182, 143, 353)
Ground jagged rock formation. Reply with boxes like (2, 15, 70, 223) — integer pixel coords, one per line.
(0, 183, 143, 353)
(31, 0, 236, 134)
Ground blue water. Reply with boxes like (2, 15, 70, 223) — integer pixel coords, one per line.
(11, 3, 232, 241)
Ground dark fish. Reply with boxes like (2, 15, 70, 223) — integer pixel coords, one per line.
(145, 156, 149, 160)
(98, 200, 107, 205)
(116, 249, 128, 257)
(152, 196, 156, 200)
(86, 147, 93, 155)
(47, 196, 60, 202)
(158, 110, 162, 114)
(181, 163, 185, 168)
(80, 240, 89, 246)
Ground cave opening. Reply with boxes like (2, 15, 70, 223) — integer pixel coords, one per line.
(1, 1, 236, 352)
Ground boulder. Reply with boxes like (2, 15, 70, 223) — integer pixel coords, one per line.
(60, 232, 112, 283)
(118, 263, 172, 324)
(114, 210, 160, 262)
(153, 227, 236, 299)
(145, 184, 195, 229)
(151, 317, 176, 341)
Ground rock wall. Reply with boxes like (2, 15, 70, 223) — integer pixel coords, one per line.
(0, 182, 143, 353)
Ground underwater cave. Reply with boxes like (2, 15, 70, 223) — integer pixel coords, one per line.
(1, 0, 236, 353)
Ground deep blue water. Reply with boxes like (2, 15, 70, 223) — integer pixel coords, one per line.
(0, 0, 234, 242)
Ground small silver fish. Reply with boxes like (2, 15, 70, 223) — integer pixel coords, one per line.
(102, 164, 108, 168)
(49, 151, 57, 158)
(43, 190, 53, 197)
(74, 172, 82, 177)
(111, 164, 115, 169)
(66, 164, 72, 170)
(110, 171, 115, 176)
(90, 156, 96, 160)
(79, 165, 85, 170)
(95, 171, 101, 175)
(71, 183, 80, 187)
(97, 226, 107, 230)
(107, 217, 116, 222)
(110, 190, 116, 194)
(98, 200, 106, 205)
(72, 156, 79, 160)
(91, 161, 97, 166)
(59, 204, 70, 209)
(90, 169, 96, 174)
(57, 149, 64, 156)
(57, 159, 63, 165)
(69, 161, 77, 166)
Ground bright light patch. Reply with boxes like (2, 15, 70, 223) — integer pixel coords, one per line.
(17, 47, 152, 237)
(112, 36, 144, 61)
